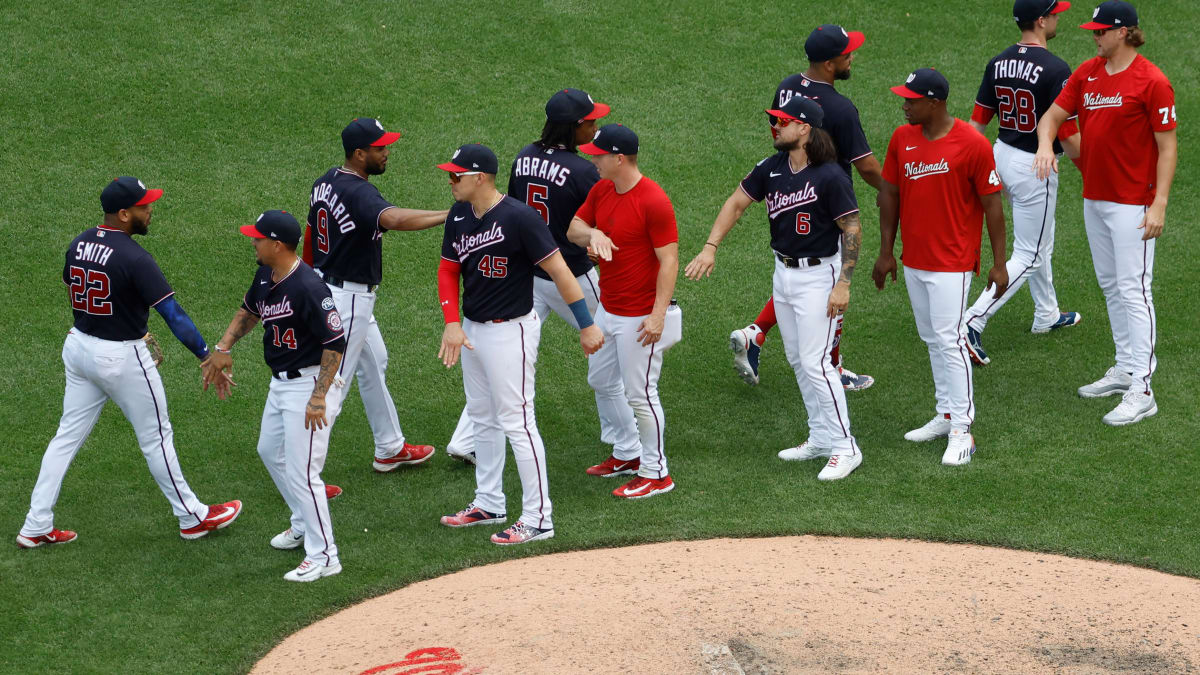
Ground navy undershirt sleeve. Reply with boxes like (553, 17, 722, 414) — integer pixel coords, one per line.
(154, 296, 210, 359)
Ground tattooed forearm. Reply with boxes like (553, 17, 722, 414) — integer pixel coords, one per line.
(837, 212, 862, 284)
(230, 310, 259, 341)
(312, 348, 343, 399)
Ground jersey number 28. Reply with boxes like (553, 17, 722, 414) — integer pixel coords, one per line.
(68, 266, 113, 315)
(996, 86, 1036, 133)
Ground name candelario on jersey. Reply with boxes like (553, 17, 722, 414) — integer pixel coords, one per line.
(765, 182, 819, 218)
(904, 159, 951, 180)
(992, 59, 1044, 84)
(74, 241, 115, 266)
(310, 182, 358, 233)
(1083, 92, 1123, 110)
(450, 222, 506, 260)
(512, 155, 572, 187)
(256, 297, 295, 322)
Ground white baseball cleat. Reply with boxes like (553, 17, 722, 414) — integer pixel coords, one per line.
(941, 429, 975, 466)
(778, 440, 832, 461)
(817, 451, 862, 481)
(284, 559, 342, 582)
(1102, 390, 1157, 426)
(1032, 311, 1082, 334)
(270, 528, 304, 550)
(904, 415, 951, 442)
(729, 324, 763, 386)
(1078, 366, 1133, 398)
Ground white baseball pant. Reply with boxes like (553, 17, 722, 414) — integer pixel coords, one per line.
(21, 329, 209, 537)
(773, 257, 857, 454)
(1083, 199, 1156, 392)
(461, 312, 553, 529)
(588, 304, 682, 479)
(256, 367, 344, 567)
(326, 283, 409, 458)
(966, 140, 1062, 332)
(905, 267, 975, 431)
(445, 270, 638, 457)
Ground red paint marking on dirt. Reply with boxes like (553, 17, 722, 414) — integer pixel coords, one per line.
(359, 647, 482, 675)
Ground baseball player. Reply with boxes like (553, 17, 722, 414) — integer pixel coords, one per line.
(436, 144, 603, 545)
(725, 24, 880, 391)
(303, 118, 444, 475)
(444, 89, 639, 470)
(18, 177, 242, 549)
(687, 96, 864, 480)
(202, 210, 348, 582)
(872, 69, 1008, 466)
(568, 124, 682, 499)
(1034, 0, 1176, 425)
(963, 0, 1084, 366)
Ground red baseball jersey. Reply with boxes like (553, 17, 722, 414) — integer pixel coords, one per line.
(882, 119, 1003, 273)
(1056, 54, 1176, 206)
(575, 176, 678, 317)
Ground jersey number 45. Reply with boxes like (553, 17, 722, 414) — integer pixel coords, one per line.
(478, 255, 508, 279)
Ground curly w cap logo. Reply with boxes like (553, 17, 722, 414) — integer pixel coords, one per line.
(1094, 7, 1100, 17)
(906, 73, 916, 83)
(374, 119, 384, 131)
(137, 179, 146, 190)
(839, 26, 848, 38)
(256, 212, 265, 222)
(452, 149, 461, 159)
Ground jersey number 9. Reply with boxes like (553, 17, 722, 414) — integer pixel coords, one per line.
(314, 208, 331, 254)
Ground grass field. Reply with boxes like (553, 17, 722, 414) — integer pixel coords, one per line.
(2, 1, 1197, 672)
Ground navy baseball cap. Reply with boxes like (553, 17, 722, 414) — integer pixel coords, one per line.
(437, 144, 499, 175)
(546, 88, 610, 123)
(891, 68, 950, 100)
(766, 96, 825, 129)
(240, 210, 301, 245)
(341, 118, 402, 155)
(578, 124, 639, 156)
(1014, 0, 1071, 22)
(100, 176, 163, 213)
(805, 24, 866, 63)
(1079, 0, 1136, 28)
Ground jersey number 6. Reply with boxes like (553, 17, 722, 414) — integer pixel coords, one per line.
(525, 184, 550, 222)
(795, 212, 811, 236)
(68, 265, 113, 315)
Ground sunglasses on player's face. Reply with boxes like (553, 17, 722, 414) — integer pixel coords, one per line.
(1092, 27, 1117, 36)
(449, 171, 482, 183)
(771, 115, 800, 128)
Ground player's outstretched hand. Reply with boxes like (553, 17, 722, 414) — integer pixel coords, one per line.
(200, 353, 236, 400)
(684, 247, 716, 280)
(1138, 202, 1166, 240)
(871, 254, 897, 290)
(438, 322, 473, 368)
(636, 312, 664, 346)
(305, 394, 328, 430)
(588, 229, 618, 262)
(987, 265, 1010, 299)
(579, 324, 603, 355)
(826, 281, 850, 318)
(1032, 148, 1058, 181)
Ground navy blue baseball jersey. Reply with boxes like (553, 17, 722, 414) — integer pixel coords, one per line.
(740, 153, 859, 259)
(63, 226, 174, 341)
(307, 167, 396, 285)
(507, 143, 599, 280)
(774, 75, 873, 179)
(441, 196, 559, 323)
(974, 43, 1073, 154)
(241, 262, 346, 372)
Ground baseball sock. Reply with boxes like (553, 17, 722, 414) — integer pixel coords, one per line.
(831, 314, 844, 369)
(752, 297, 776, 343)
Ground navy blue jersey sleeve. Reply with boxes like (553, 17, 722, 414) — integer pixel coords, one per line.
(352, 183, 396, 232)
(518, 208, 559, 264)
(828, 105, 873, 163)
(130, 253, 175, 307)
(823, 168, 859, 220)
(572, 162, 601, 209)
(304, 285, 346, 347)
(739, 157, 773, 202)
(976, 59, 998, 109)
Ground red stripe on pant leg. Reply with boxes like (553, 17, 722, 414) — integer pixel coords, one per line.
(643, 340, 664, 479)
(518, 323, 546, 529)
(133, 345, 200, 523)
(819, 266, 848, 437)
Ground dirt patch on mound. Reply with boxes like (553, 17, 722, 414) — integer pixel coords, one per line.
(253, 536, 1200, 674)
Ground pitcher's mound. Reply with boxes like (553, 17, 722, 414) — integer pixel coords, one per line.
(253, 536, 1200, 674)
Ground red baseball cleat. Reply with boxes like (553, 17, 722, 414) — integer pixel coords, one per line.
(325, 484, 342, 500)
(586, 455, 640, 478)
(613, 475, 675, 499)
(373, 443, 435, 472)
(16, 528, 78, 549)
(180, 500, 243, 540)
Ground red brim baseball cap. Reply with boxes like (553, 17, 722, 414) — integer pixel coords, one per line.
(1050, 1, 1071, 14)
(843, 31, 866, 54)
(583, 102, 611, 120)
(765, 108, 799, 121)
(239, 223, 268, 239)
(890, 85, 925, 99)
(135, 188, 164, 206)
(437, 162, 470, 172)
(577, 142, 608, 155)
(371, 131, 402, 146)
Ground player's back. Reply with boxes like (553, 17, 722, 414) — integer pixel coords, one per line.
(978, 43, 1072, 153)
(508, 143, 598, 278)
(774, 74, 871, 179)
(307, 167, 391, 284)
(64, 226, 171, 341)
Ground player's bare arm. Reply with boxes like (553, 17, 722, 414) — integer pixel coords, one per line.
(567, 216, 618, 261)
(305, 348, 343, 430)
(1140, 128, 1177, 240)
(828, 212, 861, 317)
(981, 191, 1010, 298)
(539, 252, 604, 355)
(684, 187, 753, 280)
(1034, 103, 1070, 179)
(379, 207, 451, 231)
(638, 243, 679, 346)
(851, 155, 885, 192)
(203, 309, 259, 398)
(872, 181, 901, 289)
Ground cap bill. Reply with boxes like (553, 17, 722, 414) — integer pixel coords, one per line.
(843, 31, 866, 54)
(134, 188, 163, 206)
(765, 108, 799, 121)
(1078, 20, 1114, 28)
(1050, 1, 1070, 14)
(583, 102, 611, 120)
(371, 131, 402, 146)
(437, 161, 470, 172)
(239, 224, 267, 239)
(890, 84, 926, 99)
(577, 142, 611, 156)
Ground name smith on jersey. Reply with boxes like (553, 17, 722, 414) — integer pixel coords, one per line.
(74, 241, 115, 265)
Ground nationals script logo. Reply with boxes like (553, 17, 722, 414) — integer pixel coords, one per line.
(1083, 92, 1123, 110)
(904, 159, 950, 180)
(257, 297, 294, 321)
(451, 222, 505, 260)
(766, 182, 818, 218)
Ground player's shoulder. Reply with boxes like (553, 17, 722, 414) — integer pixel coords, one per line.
(635, 175, 671, 199)
(776, 72, 808, 93)
(295, 262, 331, 293)
(1133, 54, 1172, 84)
(1072, 56, 1106, 76)
(754, 151, 788, 170)
(500, 195, 544, 222)
(312, 166, 340, 186)
(954, 118, 990, 143)
(587, 178, 617, 197)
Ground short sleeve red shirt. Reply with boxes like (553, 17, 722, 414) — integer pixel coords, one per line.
(575, 176, 678, 316)
(1056, 54, 1176, 206)
(882, 119, 1003, 273)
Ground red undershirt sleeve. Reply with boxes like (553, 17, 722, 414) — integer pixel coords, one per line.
(438, 258, 462, 323)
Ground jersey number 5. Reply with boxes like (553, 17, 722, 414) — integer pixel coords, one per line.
(68, 266, 113, 315)
(271, 325, 298, 350)
(314, 208, 331, 254)
(996, 86, 1036, 133)
(525, 184, 550, 222)
(795, 212, 811, 236)
(477, 255, 508, 279)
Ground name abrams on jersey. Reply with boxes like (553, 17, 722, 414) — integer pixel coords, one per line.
(242, 262, 346, 372)
(511, 154, 573, 187)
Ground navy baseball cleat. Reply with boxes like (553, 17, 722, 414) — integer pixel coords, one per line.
(730, 325, 763, 386)
(1032, 311, 1082, 334)
(965, 325, 990, 365)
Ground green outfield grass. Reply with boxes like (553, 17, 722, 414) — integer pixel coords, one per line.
(1, 1, 1196, 672)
